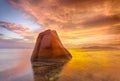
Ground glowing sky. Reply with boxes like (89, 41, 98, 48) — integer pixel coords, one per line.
(0, 0, 120, 48)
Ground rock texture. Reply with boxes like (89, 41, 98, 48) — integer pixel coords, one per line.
(31, 29, 72, 61)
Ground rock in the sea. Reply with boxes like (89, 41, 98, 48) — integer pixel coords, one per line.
(31, 29, 72, 61)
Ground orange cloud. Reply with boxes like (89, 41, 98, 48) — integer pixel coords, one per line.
(8, 0, 120, 48)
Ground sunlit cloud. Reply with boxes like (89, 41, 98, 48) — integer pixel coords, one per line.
(81, 15, 120, 28)
(4, 0, 120, 48)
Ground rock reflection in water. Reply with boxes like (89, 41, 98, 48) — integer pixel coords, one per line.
(32, 60, 69, 81)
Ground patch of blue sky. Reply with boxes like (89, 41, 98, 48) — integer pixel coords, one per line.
(0, 0, 43, 31)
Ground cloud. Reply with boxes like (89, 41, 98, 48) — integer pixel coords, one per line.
(7, 0, 120, 48)
(0, 21, 39, 42)
(8, 0, 82, 30)
(81, 15, 120, 28)
(0, 36, 34, 48)
(8, 0, 120, 30)
(106, 25, 120, 34)
(0, 21, 29, 33)
(0, 33, 3, 36)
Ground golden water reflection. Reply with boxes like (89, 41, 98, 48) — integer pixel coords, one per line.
(57, 49, 120, 81)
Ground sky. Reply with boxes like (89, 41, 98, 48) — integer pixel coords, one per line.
(0, 0, 120, 48)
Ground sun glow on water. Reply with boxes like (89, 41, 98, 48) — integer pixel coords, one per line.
(67, 48, 120, 69)
(57, 49, 120, 81)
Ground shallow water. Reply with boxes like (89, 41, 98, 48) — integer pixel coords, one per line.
(0, 49, 33, 81)
(0, 49, 120, 81)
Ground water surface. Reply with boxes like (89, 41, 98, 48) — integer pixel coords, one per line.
(0, 49, 120, 81)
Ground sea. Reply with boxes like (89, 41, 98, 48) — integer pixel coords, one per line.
(0, 49, 120, 81)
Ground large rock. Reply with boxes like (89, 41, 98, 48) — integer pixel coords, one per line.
(31, 29, 72, 61)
